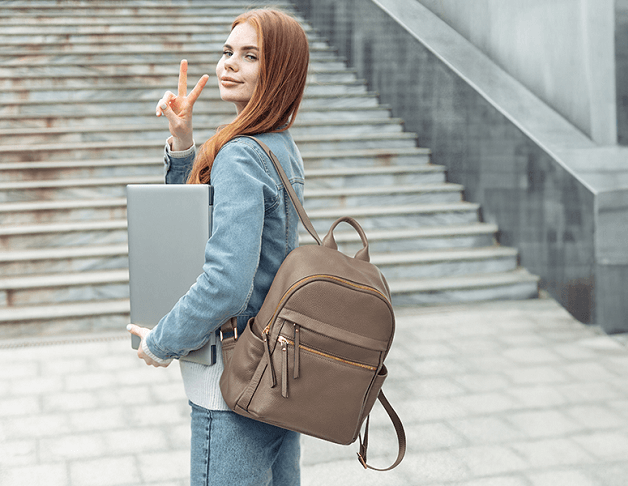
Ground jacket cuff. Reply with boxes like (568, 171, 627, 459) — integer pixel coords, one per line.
(143, 330, 174, 365)
(166, 136, 196, 157)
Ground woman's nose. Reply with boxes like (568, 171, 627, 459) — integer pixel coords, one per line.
(223, 56, 238, 71)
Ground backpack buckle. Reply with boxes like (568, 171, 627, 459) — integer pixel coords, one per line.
(219, 318, 239, 342)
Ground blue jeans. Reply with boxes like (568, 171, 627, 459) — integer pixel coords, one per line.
(189, 402, 301, 486)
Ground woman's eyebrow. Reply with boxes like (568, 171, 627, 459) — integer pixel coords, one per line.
(223, 43, 259, 51)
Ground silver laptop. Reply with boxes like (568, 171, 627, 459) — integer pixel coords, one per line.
(126, 184, 216, 365)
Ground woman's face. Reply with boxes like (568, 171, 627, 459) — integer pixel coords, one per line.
(216, 22, 261, 114)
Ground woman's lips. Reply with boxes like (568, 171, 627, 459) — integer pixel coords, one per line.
(220, 78, 242, 87)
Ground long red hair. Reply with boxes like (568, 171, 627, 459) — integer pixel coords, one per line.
(187, 9, 310, 184)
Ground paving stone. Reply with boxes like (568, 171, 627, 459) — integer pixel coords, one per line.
(564, 404, 628, 429)
(454, 445, 527, 476)
(509, 438, 593, 468)
(67, 407, 128, 433)
(505, 410, 583, 439)
(8, 374, 64, 396)
(571, 431, 628, 460)
(136, 451, 189, 483)
(503, 365, 570, 385)
(102, 428, 170, 455)
(0, 464, 68, 486)
(0, 439, 37, 467)
(39, 432, 107, 461)
(0, 395, 40, 416)
(506, 384, 568, 409)
(454, 372, 511, 392)
(406, 422, 469, 451)
(448, 416, 525, 445)
(69, 456, 141, 486)
(527, 469, 600, 486)
(43, 390, 98, 412)
(454, 391, 520, 415)
(453, 477, 529, 486)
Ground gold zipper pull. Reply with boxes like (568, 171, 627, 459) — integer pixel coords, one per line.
(293, 323, 300, 379)
(264, 333, 277, 388)
(281, 338, 289, 399)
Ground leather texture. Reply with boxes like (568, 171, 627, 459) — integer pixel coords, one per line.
(219, 137, 406, 471)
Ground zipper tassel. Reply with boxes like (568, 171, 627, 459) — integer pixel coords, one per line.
(293, 324, 300, 379)
(281, 340, 289, 398)
(264, 334, 277, 388)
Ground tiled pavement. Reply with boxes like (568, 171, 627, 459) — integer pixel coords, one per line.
(2, 297, 628, 486)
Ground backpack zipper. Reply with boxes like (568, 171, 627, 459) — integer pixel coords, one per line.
(262, 274, 389, 336)
(277, 335, 377, 372)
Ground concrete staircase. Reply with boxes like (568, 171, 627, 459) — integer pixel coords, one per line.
(0, 0, 539, 336)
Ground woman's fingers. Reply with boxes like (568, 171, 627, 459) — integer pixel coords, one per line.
(126, 323, 149, 339)
(178, 59, 188, 98)
(188, 74, 210, 105)
(156, 91, 176, 117)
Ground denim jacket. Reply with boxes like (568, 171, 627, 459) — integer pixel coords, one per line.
(145, 131, 305, 364)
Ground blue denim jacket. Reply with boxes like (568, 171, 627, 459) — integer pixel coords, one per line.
(146, 131, 305, 360)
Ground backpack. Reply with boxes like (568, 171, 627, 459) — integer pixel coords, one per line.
(219, 136, 406, 471)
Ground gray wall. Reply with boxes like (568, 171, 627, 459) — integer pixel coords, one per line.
(617, 0, 628, 144)
(414, 0, 617, 146)
(292, 0, 628, 330)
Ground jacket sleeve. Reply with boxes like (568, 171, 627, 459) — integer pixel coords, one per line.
(164, 138, 196, 184)
(146, 140, 276, 359)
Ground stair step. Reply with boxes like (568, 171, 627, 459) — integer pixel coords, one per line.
(0, 92, 382, 118)
(0, 164, 438, 203)
(0, 244, 129, 276)
(0, 118, 404, 144)
(0, 58, 344, 78)
(372, 246, 518, 279)
(0, 149, 431, 183)
(390, 269, 540, 306)
(0, 68, 357, 88)
(0, 106, 393, 129)
(307, 202, 481, 232)
(0, 220, 128, 251)
(0, 299, 130, 327)
(1, 132, 418, 163)
(0, 269, 540, 326)
(301, 223, 498, 252)
(304, 183, 463, 209)
(0, 245, 517, 306)
(0, 269, 129, 307)
(0, 80, 368, 103)
(0, 222, 499, 276)
(0, 201, 479, 249)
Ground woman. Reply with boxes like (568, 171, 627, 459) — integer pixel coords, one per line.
(127, 8, 309, 486)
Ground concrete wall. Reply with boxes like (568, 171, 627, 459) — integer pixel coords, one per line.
(617, 0, 628, 144)
(414, 0, 617, 146)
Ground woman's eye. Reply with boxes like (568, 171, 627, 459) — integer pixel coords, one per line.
(223, 50, 233, 57)
(245, 54, 257, 61)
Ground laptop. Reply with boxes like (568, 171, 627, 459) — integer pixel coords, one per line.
(126, 184, 216, 365)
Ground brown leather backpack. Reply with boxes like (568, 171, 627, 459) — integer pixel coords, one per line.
(219, 137, 406, 471)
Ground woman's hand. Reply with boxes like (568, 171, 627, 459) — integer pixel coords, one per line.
(156, 59, 210, 151)
(127, 324, 172, 368)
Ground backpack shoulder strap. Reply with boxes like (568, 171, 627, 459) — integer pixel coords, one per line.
(358, 390, 407, 471)
(240, 135, 322, 246)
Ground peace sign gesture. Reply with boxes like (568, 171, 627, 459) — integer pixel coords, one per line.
(157, 59, 210, 151)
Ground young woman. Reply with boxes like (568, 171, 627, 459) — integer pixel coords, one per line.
(127, 9, 310, 486)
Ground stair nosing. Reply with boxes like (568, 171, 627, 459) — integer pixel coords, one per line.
(371, 246, 518, 266)
(0, 118, 405, 137)
(0, 269, 129, 290)
(0, 299, 130, 322)
(388, 269, 540, 293)
(2, 132, 416, 153)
